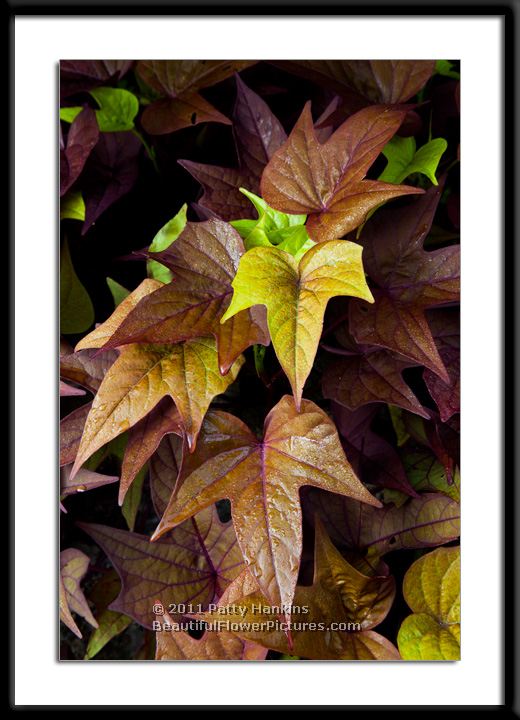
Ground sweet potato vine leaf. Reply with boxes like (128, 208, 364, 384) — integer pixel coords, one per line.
(230, 189, 315, 261)
(60, 548, 98, 639)
(321, 321, 428, 417)
(60, 60, 133, 98)
(81, 130, 142, 234)
(146, 204, 188, 283)
(397, 546, 460, 660)
(423, 309, 460, 421)
(118, 398, 182, 506)
(60, 240, 95, 335)
(153, 395, 381, 623)
(61, 464, 118, 499)
(379, 136, 448, 185)
(221, 240, 374, 408)
(61, 190, 86, 222)
(60, 106, 100, 197)
(60, 346, 118, 395)
(304, 486, 460, 557)
(79, 506, 244, 628)
(349, 182, 459, 380)
(76, 278, 163, 352)
(84, 571, 133, 660)
(136, 60, 255, 135)
(179, 74, 287, 220)
(155, 569, 267, 661)
(260, 103, 424, 243)
(275, 60, 435, 106)
(94, 219, 269, 375)
(199, 519, 399, 660)
(331, 403, 417, 496)
(71, 336, 243, 477)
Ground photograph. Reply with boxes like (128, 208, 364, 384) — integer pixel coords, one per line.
(58, 59, 461, 663)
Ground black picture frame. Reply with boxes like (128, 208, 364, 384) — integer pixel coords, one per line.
(9, 1, 516, 712)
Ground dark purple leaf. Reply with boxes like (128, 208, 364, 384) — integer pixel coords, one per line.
(179, 75, 286, 220)
(332, 402, 417, 496)
(60, 106, 99, 196)
(82, 131, 141, 234)
(350, 181, 459, 380)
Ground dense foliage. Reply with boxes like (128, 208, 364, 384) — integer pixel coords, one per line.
(60, 60, 460, 661)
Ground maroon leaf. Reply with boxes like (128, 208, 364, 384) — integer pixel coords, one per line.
(150, 434, 183, 518)
(140, 95, 231, 135)
(60, 380, 86, 397)
(60, 347, 118, 394)
(60, 106, 99, 196)
(350, 182, 459, 380)
(119, 398, 182, 505)
(275, 60, 435, 105)
(423, 309, 460, 421)
(137, 60, 255, 135)
(332, 403, 417, 496)
(82, 131, 142, 234)
(60, 60, 133, 98)
(61, 464, 118, 498)
(261, 103, 423, 243)
(100, 219, 269, 374)
(78, 506, 244, 629)
(60, 402, 92, 466)
(321, 323, 427, 417)
(179, 75, 287, 220)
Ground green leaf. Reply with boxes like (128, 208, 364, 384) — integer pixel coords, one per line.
(84, 572, 132, 660)
(388, 405, 410, 447)
(60, 240, 95, 334)
(230, 190, 313, 260)
(60, 106, 83, 124)
(106, 277, 130, 307)
(404, 451, 460, 502)
(147, 203, 188, 282)
(276, 225, 316, 262)
(60, 191, 86, 221)
(379, 136, 448, 186)
(435, 60, 460, 80)
(397, 545, 460, 660)
(121, 464, 146, 531)
(239, 188, 307, 229)
(89, 86, 140, 132)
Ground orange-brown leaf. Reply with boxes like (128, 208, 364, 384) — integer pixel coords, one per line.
(153, 395, 381, 622)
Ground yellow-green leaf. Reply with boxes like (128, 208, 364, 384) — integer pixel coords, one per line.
(397, 545, 460, 660)
(221, 241, 374, 407)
